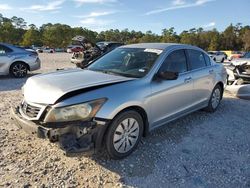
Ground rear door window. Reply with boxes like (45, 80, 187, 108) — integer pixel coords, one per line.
(187, 49, 207, 70)
(0, 45, 12, 54)
(204, 54, 211, 66)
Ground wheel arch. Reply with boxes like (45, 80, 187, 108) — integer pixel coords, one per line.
(9, 61, 30, 73)
(215, 81, 224, 99)
(106, 105, 149, 137)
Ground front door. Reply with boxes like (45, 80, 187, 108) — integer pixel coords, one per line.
(150, 49, 195, 128)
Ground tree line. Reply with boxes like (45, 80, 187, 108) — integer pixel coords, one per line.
(0, 14, 250, 51)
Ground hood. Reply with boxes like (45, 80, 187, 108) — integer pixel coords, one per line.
(23, 69, 134, 104)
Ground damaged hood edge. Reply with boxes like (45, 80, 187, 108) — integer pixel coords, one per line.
(23, 69, 135, 104)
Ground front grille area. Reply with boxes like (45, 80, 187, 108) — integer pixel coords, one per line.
(21, 101, 41, 119)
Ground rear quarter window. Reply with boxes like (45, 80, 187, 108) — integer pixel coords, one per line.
(0, 45, 13, 54)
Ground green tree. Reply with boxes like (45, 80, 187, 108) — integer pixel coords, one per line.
(180, 29, 199, 46)
(43, 24, 72, 47)
(242, 29, 250, 51)
(11, 16, 27, 29)
(0, 21, 17, 43)
(139, 31, 161, 43)
(1, 14, 250, 51)
(161, 27, 179, 43)
(22, 28, 42, 46)
(221, 24, 239, 50)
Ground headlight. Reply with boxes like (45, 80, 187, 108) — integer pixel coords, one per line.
(44, 98, 107, 122)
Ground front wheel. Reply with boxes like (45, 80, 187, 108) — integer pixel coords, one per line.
(204, 85, 222, 112)
(105, 110, 143, 159)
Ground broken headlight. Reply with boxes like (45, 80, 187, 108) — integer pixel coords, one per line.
(44, 98, 107, 122)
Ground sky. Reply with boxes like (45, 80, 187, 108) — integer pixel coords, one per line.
(0, 0, 249, 34)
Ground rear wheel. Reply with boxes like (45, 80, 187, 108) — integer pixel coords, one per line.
(10, 62, 28, 78)
(204, 85, 222, 112)
(105, 110, 143, 159)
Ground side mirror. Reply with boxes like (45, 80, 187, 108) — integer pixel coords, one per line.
(156, 71, 179, 80)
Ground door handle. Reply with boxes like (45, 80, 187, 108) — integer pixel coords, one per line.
(209, 69, 214, 74)
(184, 77, 192, 83)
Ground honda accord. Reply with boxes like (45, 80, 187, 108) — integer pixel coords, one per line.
(11, 43, 227, 159)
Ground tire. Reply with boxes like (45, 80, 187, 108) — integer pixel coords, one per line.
(204, 84, 222, 112)
(105, 110, 143, 159)
(213, 58, 216, 62)
(10, 62, 28, 78)
(221, 58, 224, 63)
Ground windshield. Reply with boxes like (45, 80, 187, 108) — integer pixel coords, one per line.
(88, 48, 163, 78)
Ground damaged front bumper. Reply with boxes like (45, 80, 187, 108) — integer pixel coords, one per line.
(10, 106, 109, 155)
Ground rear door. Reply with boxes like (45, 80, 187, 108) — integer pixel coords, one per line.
(0, 45, 13, 74)
(186, 49, 215, 106)
(150, 49, 195, 128)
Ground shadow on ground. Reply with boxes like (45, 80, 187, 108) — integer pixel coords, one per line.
(66, 97, 250, 187)
(0, 73, 39, 92)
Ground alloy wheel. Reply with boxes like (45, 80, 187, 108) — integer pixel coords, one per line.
(12, 63, 27, 78)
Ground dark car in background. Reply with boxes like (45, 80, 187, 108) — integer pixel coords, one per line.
(96, 41, 124, 52)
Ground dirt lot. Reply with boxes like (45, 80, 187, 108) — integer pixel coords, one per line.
(0, 53, 249, 188)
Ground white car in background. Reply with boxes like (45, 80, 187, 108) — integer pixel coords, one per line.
(43, 48, 55, 53)
(208, 51, 227, 62)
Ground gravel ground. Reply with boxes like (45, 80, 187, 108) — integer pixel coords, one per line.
(0, 53, 250, 188)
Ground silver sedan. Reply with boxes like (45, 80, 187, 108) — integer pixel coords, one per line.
(0, 43, 41, 78)
(11, 43, 227, 159)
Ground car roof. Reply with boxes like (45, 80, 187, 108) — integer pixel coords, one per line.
(0, 42, 33, 53)
(121, 43, 199, 50)
(0, 42, 17, 48)
(0, 42, 21, 50)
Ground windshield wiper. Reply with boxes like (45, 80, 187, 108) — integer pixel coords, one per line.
(100, 70, 122, 76)
(87, 69, 119, 76)
(88, 69, 139, 78)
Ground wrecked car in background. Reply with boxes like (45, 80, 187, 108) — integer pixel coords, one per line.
(11, 43, 226, 159)
(70, 36, 123, 68)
